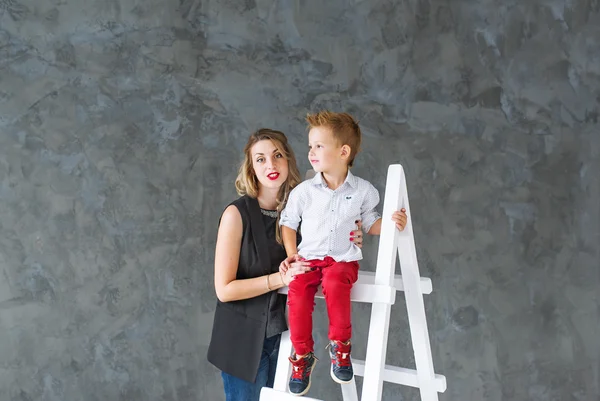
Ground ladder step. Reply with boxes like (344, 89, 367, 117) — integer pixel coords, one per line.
(353, 359, 447, 393)
(260, 387, 323, 401)
(279, 271, 433, 298)
(357, 271, 433, 294)
(279, 282, 396, 304)
(277, 271, 433, 302)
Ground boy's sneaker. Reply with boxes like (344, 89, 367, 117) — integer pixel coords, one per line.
(288, 352, 317, 396)
(327, 340, 353, 383)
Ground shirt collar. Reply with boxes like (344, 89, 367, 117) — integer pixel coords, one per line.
(311, 170, 357, 189)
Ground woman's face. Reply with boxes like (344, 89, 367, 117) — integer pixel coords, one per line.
(251, 139, 289, 192)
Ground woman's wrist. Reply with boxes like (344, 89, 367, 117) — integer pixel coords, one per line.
(267, 272, 286, 291)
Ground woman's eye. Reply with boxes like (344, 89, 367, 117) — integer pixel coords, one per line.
(275, 153, 283, 158)
(257, 158, 264, 163)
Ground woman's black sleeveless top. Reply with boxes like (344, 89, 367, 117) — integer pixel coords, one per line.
(207, 196, 287, 382)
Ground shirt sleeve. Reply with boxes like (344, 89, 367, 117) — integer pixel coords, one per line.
(279, 185, 304, 231)
(360, 182, 381, 233)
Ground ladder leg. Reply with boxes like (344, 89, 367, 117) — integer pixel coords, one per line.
(397, 250, 439, 401)
(361, 164, 401, 401)
(360, 304, 392, 401)
(396, 171, 440, 401)
(273, 330, 292, 392)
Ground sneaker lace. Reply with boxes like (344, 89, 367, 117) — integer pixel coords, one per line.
(289, 356, 309, 380)
(329, 342, 352, 368)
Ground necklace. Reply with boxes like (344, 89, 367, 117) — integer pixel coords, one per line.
(260, 208, 278, 218)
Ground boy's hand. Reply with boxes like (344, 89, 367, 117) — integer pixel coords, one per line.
(279, 254, 312, 285)
(392, 208, 408, 231)
(279, 254, 305, 274)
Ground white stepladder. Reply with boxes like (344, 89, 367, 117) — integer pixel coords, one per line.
(260, 164, 447, 401)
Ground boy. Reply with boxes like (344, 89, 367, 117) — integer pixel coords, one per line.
(279, 111, 407, 396)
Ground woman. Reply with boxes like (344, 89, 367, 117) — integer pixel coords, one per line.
(207, 129, 364, 401)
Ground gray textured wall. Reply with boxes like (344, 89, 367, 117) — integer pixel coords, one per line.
(1, 0, 598, 400)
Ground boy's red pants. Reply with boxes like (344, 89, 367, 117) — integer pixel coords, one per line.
(287, 256, 359, 356)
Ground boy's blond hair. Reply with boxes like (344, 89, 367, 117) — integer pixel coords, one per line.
(306, 110, 362, 167)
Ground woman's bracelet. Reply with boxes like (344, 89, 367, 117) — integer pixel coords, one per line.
(280, 271, 286, 287)
(266, 274, 272, 291)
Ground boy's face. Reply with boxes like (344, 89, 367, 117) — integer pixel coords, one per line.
(308, 126, 347, 174)
(251, 139, 289, 191)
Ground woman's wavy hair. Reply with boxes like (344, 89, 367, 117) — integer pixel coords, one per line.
(235, 128, 301, 244)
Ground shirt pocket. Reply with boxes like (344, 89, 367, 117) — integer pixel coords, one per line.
(339, 194, 361, 222)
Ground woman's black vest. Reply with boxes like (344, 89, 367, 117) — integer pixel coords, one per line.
(207, 196, 288, 383)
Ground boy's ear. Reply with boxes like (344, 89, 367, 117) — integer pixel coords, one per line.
(341, 144, 351, 159)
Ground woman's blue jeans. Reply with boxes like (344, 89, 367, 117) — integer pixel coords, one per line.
(221, 334, 281, 401)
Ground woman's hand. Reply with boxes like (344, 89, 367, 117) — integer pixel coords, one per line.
(279, 254, 311, 286)
(350, 220, 364, 248)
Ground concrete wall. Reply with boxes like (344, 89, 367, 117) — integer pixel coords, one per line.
(0, 0, 598, 400)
